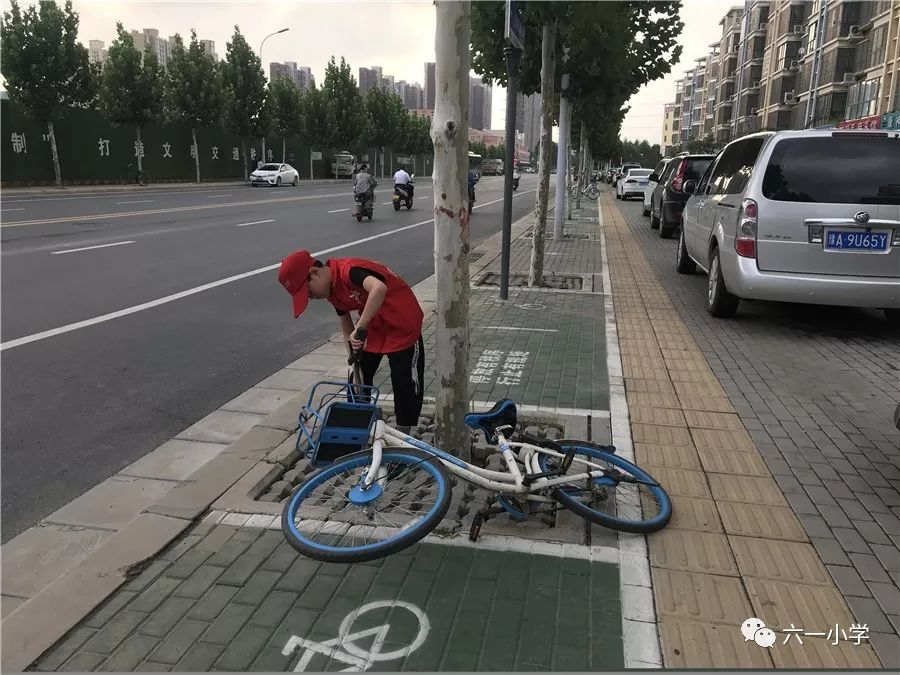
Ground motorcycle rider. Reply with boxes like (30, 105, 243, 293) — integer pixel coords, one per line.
(467, 169, 479, 211)
(353, 163, 377, 213)
(512, 164, 520, 190)
(393, 165, 413, 205)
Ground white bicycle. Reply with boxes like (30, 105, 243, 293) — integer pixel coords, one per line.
(281, 331, 672, 563)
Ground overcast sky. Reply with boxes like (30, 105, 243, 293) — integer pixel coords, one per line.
(5, 0, 729, 144)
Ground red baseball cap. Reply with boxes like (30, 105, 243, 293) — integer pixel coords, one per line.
(278, 250, 315, 318)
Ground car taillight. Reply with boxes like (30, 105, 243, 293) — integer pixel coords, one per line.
(671, 161, 686, 192)
(626, 179, 636, 184)
(735, 198, 758, 258)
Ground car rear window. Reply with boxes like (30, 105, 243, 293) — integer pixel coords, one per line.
(683, 158, 713, 182)
(628, 170, 652, 177)
(762, 136, 900, 204)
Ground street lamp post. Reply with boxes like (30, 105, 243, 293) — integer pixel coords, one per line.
(258, 28, 289, 165)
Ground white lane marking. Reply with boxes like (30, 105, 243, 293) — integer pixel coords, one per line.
(116, 199, 154, 204)
(327, 208, 350, 213)
(476, 326, 559, 332)
(205, 193, 232, 198)
(50, 240, 135, 255)
(1, 192, 347, 228)
(382, 201, 394, 205)
(3, 207, 26, 211)
(0, 189, 535, 351)
(234, 219, 276, 228)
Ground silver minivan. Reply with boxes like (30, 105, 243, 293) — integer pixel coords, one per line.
(678, 129, 900, 322)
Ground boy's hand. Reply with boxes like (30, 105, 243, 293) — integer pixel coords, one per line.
(349, 327, 366, 351)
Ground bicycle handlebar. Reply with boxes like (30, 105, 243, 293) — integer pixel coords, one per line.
(347, 327, 368, 366)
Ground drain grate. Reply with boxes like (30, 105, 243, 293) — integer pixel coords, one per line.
(476, 273, 584, 290)
(467, 250, 486, 262)
(523, 231, 592, 240)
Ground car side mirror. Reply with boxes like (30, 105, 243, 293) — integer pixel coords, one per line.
(649, 173, 659, 183)
(683, 180, 697, 195)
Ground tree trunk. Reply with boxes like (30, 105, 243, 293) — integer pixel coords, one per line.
(135, 125, 144, 173)
(192, 127, 201, 183)
(282, 137, 286, 163)
(575, 121, 586, 209)
(262, 138, 267, 164)
(47, 121, 61, 188)
(241, 137, 248, 181)
(432, 0, 471, 461)
(529, 18, 557, 287)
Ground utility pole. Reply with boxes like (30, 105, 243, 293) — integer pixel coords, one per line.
(553, 48, 570, 239)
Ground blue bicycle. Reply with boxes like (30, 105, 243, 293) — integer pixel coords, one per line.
(281, 333, 672, 563)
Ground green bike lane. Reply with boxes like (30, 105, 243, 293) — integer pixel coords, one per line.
(34, 517, 624, 672)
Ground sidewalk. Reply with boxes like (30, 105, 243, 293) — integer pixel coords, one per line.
(4, 199, 650, 672)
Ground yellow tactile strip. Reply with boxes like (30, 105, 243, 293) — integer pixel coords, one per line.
(602, 193, 882, 668)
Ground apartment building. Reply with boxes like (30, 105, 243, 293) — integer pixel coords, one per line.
(661, 102, 678, 154)
(270, 62, 315, 92)
(668, 0, 899, 148)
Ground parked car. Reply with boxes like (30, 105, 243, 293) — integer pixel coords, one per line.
(617, 168, 652, 200)
(644, 158, 671, 217)
(249, 163, 300, 187)
(648, 152, 715, 239)
(677, 129, 900, 321)
(613, 163, 641, 188)
(607, 168, 621, 184)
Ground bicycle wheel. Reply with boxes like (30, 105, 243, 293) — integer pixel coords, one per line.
(537, 440, 671, 533)
(281, 448, 452, 563)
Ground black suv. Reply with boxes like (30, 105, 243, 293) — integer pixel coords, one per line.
(648, 153, 715, 238)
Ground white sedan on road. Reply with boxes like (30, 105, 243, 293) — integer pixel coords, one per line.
(249, 163, 300, 187)
(616, 168, 652, 200)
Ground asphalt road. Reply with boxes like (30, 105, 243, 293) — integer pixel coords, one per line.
(1, 174, 542, 541)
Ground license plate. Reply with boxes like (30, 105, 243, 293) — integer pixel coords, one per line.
(824, 230, 889, 252)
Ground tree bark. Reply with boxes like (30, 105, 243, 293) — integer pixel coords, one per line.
(192, 127, 201, 183)
(48, 121, 61, 188)
(262, 138, 267, 164)
(529, 18, 557, 287)
(432, 0, 471, 461)
(136, 125, 143, 173)
(282, 137, 286, 163)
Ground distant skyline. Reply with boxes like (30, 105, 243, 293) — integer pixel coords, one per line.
(3, 0, 729, 144)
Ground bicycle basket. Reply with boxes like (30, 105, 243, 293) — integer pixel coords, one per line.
(296, 380, 380, 467)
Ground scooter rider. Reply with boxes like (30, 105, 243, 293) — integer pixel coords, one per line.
(393, 165, 413, 200)
(353, 163, 377, 212)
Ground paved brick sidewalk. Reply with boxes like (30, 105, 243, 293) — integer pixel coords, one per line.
(603, 188, 895, 668)
(33, 514, 624, 672)
(376, 201, 610, 413)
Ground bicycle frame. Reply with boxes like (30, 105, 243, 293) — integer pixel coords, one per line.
(361, 420, 609, 500)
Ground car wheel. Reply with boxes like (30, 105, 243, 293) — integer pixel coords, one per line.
(650, 203, 660, 229)
(616, 192, 621, 200)
(276, 177, 282, 187)
(884, 308, 900, 326)
(292, 175, 299, 186)
(707, 247, 739, 318)
(642, 205, 650, 217)
(676, 227, 697, 274)
(659, 210, 674, 239)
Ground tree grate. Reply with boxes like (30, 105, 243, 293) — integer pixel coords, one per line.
(475, 273, 584, 290)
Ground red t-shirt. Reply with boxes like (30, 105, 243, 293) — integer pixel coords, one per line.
(326, 257, 423, 353)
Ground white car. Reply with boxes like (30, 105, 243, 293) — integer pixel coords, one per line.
(616, 168, 652, 200)
(249, 163, 299, 187)
(644, 158, 671, 216)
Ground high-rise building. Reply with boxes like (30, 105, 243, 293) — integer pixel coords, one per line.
(522, 93, 542, 155)
(359, 67, 380, 95)
(469, 76, 485, 129)
(88, 39, 108, 66)
(514, 92, 526, 133)
(270, 61, 316, 92)
(199, 39, 217, 60)
(424, 62, 436, 109)
(661, 103, 677, 155)
(482, 83, 493, 131)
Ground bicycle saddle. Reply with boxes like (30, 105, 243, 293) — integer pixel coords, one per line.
(464, 399, 518, 444)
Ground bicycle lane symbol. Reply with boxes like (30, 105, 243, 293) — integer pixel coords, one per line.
(281, 600, 430, 672)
